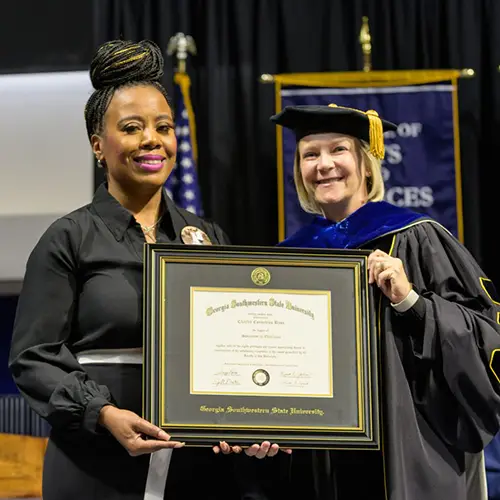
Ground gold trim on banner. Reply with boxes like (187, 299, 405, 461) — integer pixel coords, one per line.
(275, 80, 285, 242)
(261, 69, 473, 87)
(268, 69, 467, 242)
(451, 76, 464, 242)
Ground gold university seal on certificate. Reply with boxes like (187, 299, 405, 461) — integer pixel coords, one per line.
(252, 369, 270, 386)
(251, 267, 271, 286)
(181, 226, 212, 245)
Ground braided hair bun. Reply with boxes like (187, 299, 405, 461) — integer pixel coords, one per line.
(90, 39, 164, 90)
(84, 39, 170, 140)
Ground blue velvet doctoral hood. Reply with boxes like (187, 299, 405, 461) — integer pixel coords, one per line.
(277, 201, 428, 250)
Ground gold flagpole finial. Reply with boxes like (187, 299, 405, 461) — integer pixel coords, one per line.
(359, 16, 372, 72)
(167, 32, 197, 74)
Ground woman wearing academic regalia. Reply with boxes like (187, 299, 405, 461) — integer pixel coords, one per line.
(267, 104, 500, 499)
(8, 39, 278, 500)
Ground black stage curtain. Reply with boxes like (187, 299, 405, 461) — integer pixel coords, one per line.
(92, 0, 500, 284)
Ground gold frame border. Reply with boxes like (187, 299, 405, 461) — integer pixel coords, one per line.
(188, 287, 333, 398)
(151, 254, 372, 437)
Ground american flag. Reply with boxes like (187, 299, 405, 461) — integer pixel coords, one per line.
(165, 73, 203, 216)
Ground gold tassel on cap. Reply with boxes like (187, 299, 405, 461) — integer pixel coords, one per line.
(365, 109, 384, 160)
(327, 103, 385, 160)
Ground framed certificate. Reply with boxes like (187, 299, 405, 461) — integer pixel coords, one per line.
(143, 244, 379, 449)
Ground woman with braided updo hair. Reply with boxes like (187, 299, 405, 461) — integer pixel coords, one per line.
(8, 39, 281, 500)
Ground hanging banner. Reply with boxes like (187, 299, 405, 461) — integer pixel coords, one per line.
(273, 70, 463, 242)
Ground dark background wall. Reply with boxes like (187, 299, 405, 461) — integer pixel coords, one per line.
(2, 0, 500, 392)
(92, 0, 500, 282)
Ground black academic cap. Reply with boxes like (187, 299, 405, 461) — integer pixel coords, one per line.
(270, 104, 398, 160)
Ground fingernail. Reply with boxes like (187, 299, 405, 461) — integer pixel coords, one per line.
(174, 442, 185, 448)
(158, 430, 169, 440)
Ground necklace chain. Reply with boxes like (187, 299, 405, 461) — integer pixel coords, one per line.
(144, 232, 156, 243)
(140, 215, 163, 234)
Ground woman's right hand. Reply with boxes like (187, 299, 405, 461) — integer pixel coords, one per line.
(98, 405, 185, 456)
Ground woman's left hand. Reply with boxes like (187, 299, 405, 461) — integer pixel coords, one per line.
(213, 441, 292, 458)
(368, 249, 412, 304)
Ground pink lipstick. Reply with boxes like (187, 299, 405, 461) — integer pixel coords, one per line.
(133, 154, 165, 172)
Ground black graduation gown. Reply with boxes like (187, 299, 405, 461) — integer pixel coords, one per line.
(279, 219, 500, 500)
(8, 183, 263, 500)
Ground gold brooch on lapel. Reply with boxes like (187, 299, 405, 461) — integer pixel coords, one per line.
(181, 226, 212, 245)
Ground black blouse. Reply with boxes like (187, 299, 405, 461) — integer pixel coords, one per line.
(8, 183, 229, 435)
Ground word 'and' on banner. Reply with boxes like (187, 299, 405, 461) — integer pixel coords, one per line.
(272, 70, 464, 242)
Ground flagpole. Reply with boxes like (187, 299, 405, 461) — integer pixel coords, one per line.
(164, 33, 204, 216)
(166, 32, 199, 164)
